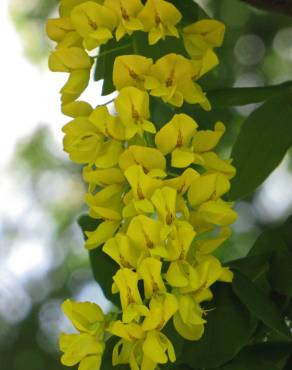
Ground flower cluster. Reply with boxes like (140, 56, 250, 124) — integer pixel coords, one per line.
(47, 1, 236, 370)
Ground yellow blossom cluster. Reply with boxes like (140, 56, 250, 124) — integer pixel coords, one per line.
(47, 1, 236, 370)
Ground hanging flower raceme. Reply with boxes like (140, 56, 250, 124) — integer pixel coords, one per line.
(47, 1, 236, 370)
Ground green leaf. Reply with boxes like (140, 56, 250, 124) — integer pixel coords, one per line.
(78, 214, 120, 306)
(78, 214, 101, 235)
(229, 254, 270, 292)
(232, 271, 292, 341)
(218, 342, 292, 370)
(94, 37, 134, 95)
(182, 284, 255, 369)
(281, 215, 292, 253)
(245, 216, 292, 296)
(229, 92, 292, 200)
(269, 250, 292, 296)
(89, 247, 120, 306)
(208, 82, 292, 108)
(248, 228, 287, 258)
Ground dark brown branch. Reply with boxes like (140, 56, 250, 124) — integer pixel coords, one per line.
(241, 0, 292, 17)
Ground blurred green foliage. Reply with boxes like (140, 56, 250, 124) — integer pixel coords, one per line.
(10, 0, 58, 62)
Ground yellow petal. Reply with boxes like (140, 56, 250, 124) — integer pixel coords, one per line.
(46, 17, 74, 42)
(155, 113, 198, 155)
(85, 220, 120, 249)
(48, 47, 92, 72)
(200, 152, 236, 179)
(61, 69, 90, 104)
(198, 200, 237, 226)
(62, 299, 104, 333)
(119, 145, 166, 174)
(192, 122, 225, 153)
(62, 101, 93, 118)
(83, 166, 125, 186)
(173, 313, 204, 341)
(113, 55, 153, 90)
(143, 331, 168, 364)
(79, 355, 102, 370)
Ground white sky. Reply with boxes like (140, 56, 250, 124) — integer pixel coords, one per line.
(0, 0, 67, 169)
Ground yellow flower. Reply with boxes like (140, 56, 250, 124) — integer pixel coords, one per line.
(191, 49, 219, 80)
(142, 293, 178, 331)
(71, 2, 117, 50)
(110, 319, 176, 370)
(151, 187, 176, 226)
(115, 87, 156, 138)
(166, 260, 197, 288)
(143, 330, 176, 367)
(119, 145, 166, 178)
(104, 0, 143, 41)
(62, 100, 93, 118)
(62, 299, 105, 335)
(61, 69, 90, 104)
(188, 173, 230, 208)
(46, 17, 75, 43)
(62, 115, 124, 166)
(166, 221, 196, 261)
(198, 199, 237, 227)
(164, 169, 199, 197)
(171, 121, 227, 169)
(164, 169, 200, 220)
(180, 255, 233, 300)
(138, 257, 166, 298)
(60, 333, 105, 370)
(124, 165, 162, 216)
(48, 47, 92, 72)
(89, 105, 130, 141)
(192, 121, 226, 153)
(85, 220, 120, 250)
(126, 215, 169, 258)
(113, 55, 153, 91)
(112, 268, 148, 322)
(109, 320, 145, 342)
(83, 166, 125, 188)
(138, 0, 182, 45)
(103, 233, 140, 268)
(173, 294, 206, 341)
(145, 53, 209, 108)
(62, 117, 103, 164)
(199, 152, 236, 179)
(189, 211, 213, 235)
(60, 299, 105, 370)
(183, 19, 225, 59)
(85, 184, 124, 221)
(109, 321, 144, 369)
(194, 227, 232, 255)
(155, 113, 198, 155)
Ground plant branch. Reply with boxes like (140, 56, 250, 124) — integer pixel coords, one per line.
(240, 0, 292, 17)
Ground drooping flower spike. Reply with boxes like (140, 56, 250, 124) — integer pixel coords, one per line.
(47, 1, 236, 370)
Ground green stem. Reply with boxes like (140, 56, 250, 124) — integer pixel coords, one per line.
(93, 43, 132, 59)
(207, 81, 292, 107)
